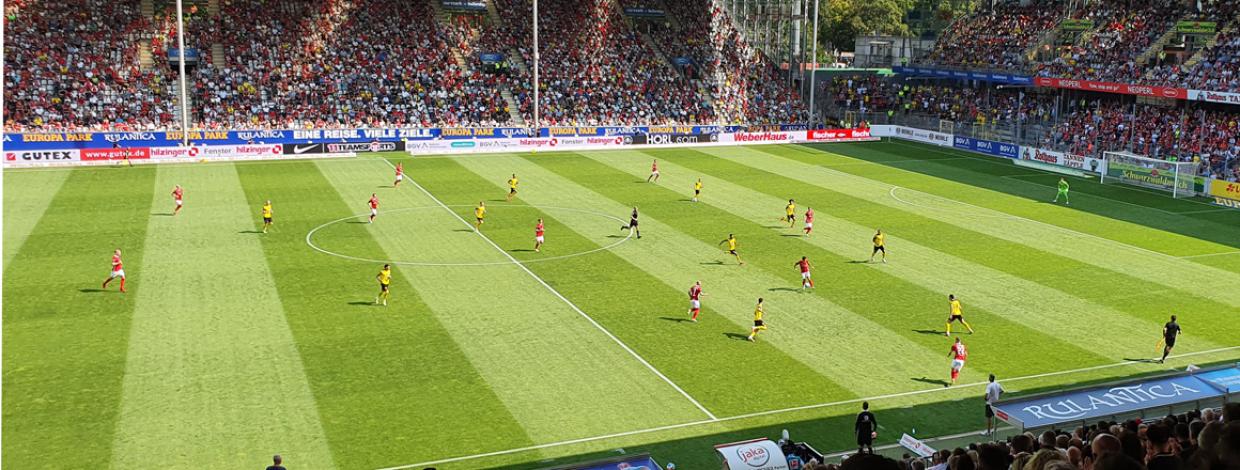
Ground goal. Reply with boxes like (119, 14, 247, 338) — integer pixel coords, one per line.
(1100, 151, 1202, 198)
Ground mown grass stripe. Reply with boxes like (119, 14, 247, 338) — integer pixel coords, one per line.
(713, 145, 1240, 309)
(110, 164, 335, 468)
(632, 148, 1229, 352)
(2, 166, 157, 469)
(3, 169, 71, 266)
(475, 152, 972, 396)
(314, 157, 706, 443)
(403, 154, 855, 415)
(234, 160, 533, 469)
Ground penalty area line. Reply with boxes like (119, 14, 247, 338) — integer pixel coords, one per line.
(374, 157, 718, 422)
(375, 345, 1240, 470)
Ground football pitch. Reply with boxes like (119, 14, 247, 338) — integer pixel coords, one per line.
(4, 141, 1240, 469)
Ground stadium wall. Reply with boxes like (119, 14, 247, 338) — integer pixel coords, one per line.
(2, 126, 878, 167)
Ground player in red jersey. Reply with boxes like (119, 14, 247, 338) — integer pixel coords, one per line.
(948, 337, 967, 387)
(794, 256, 814, 289)
(687, 281, 705, 322)
(646, 159, 660, 183)
(171, 185, 184, 215)
(803, 207, 814, 236)
(393, 162, 404, 188)
(101, 249, 127, 293)
(368, 193, 379, 223)
(534, 218, 546, 252)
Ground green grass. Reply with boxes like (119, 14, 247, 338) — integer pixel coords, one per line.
(3, 141, 1238, 469)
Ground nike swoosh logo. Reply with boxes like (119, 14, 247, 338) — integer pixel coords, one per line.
(294, 145, 316, 154)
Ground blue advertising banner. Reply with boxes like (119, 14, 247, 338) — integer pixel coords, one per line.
(995, 373, 1225, 428)
(893, 66, 1034, 86)
(1197, 366, 1240, 393)
(166, 48, 202, 60)
(479, 53, 504, 64)
(952, 136, 1019, 159)
(673, 57, 693, 66)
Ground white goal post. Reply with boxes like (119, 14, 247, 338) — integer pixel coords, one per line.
(1100, 151, 1202, 198)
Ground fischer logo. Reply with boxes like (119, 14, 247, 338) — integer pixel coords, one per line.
(736, 444, 770, 467)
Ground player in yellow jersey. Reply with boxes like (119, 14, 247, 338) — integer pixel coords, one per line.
(261, 200, 273, 233)
(375, 264, 392, 306)
(869, 229, 886, 263)
(506, 174, 519, 202)
(692, 178, 703, 202)
(945, 294, 975, 336)
(718, 233, 745, 265)
(747, 298, 767, 342)
(783, 199, 797, 227)
(474, 201, 487, 230)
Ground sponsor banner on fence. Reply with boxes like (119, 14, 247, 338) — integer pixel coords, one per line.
(1020, 147, 1105, 173)
(324, 141, 405, 153)
(899, 433, 937, 458)
(953, 136, 1020, 159)
(1035, 77, 1187, 100)
(1208, 179, 1240, 206)
(441, 0, 486, 11)
(1107, 160, 1207, 193)
(714, 439, 790, 470)
(731, 132, 794, 143)
(893, 66, 1033, 85)
(1176, 21, 1216, 34)
(623, 7, 665, 16)
(994, 372, 1225, 428)
(893, 126, 953, 146)
(4, 149, 80, 164)
(646, 133, 717, 145)
(81, 147, 152, 161)
(1188, 89, 1240, 105)
(805, 128, 879, 142)
(1061, 19, 1094, 30)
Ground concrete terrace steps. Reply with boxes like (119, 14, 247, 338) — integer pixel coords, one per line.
(499, 89, 526, 126)
(211, 43, 225, 68)
(1136, 20, 1183, 66)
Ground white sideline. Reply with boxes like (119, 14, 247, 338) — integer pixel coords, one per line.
(374, 158, 717, 422)
(375, 345, 1240, 470)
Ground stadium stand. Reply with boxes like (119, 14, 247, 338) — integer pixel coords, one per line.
(818, 75, 1240, 182)
(924, 0, 1063, 71)
(1033, 2, 1183, 82)
(799, 404, 1240, 470)
(3, 0, 173, 131)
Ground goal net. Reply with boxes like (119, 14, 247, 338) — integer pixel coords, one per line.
(1101, 151, 1202, 198)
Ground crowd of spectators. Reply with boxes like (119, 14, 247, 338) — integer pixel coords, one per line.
(193, 0, 514, 129)
(1047, 99, 1239, 180)
(646, 0, 808, 124)
(3, 0, 174, 131)
(1145, 28, 1240, 93)
(1033, 2, 1183, 82)
(491, 0, 714, 126)
(799, 403, 1240, 470)
(925, 0, 1064, 71)
(820, 75, 1057, 127)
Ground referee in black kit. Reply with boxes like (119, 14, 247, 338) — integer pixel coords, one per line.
(855, 401, 877, 454)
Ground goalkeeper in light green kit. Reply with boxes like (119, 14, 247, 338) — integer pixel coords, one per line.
(1052, 177, 1070, 205)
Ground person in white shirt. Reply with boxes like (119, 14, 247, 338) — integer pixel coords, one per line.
(984, 374, 1004, 437)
